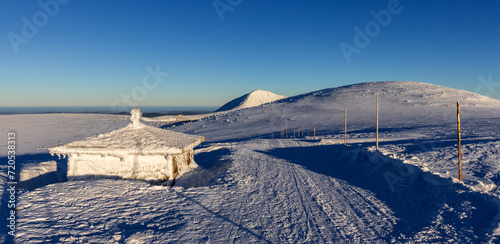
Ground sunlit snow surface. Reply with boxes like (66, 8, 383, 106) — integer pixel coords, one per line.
(2, 81, 500, 243)
(215, 89, 286, 112)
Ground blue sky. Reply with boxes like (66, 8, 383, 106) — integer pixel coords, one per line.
(1, 0, 499, 107)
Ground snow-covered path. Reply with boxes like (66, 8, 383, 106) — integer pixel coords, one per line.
(224, 139, 397, 243)
(14, 139, 498, 243)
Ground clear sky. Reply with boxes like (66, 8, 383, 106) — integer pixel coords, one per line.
(1, 0, 499, 107)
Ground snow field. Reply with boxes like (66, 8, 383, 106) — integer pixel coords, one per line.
(2, 81, 500, 242)
(12, 138, 500, 242)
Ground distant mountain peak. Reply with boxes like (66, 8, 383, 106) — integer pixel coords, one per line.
(216, 90, 286, 112)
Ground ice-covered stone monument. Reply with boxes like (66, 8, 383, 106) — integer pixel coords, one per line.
(50, 108, 204, 182)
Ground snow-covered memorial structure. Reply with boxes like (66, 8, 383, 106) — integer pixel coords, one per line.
(50, 108, 204, 182)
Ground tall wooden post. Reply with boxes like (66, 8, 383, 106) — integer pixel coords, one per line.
(344, 107, 347, 147)
(313, 125, 316, 140)
(308, 124, 310, 136)
(293, 126, 296, 138)
(376, 92, 379, 149)
(457, 101, 462, 181)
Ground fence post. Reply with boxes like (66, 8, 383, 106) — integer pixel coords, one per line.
(313, 125, 316, 140)
(344, 107, 347, 147)
(376, 92, 379, 149)
(457, 101, 462, 181)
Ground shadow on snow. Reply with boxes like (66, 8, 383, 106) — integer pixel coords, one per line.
(0, 153, 66, 242)
(258, 144, 499, 242)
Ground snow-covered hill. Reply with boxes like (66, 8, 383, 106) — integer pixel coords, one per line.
(3, 81, 500, 243)
(177, 81, 500, 143)
(215, 89, 286, 112)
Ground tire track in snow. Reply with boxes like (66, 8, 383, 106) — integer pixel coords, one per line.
(286, 155, 376, 242)
(232, 139, 312, 242)
(287, 160, 327, 243)
(260, 139, 333, 242)
(197, 144, 273, 243)
(257, 139, 336, 242)
(251, 139, 397, 242)
(294, 168, 355, 241)
(222, 151, 259, 242)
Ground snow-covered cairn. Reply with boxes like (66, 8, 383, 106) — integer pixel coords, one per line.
(50, 108, 204, 182)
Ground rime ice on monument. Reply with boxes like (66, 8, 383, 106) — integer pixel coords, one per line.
(130, 107, 143, 127)
(49, 108, 204, 181)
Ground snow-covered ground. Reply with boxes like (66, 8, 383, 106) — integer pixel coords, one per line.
(2, 81, 500, 243)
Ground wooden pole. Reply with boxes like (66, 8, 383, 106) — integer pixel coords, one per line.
(376, 92, 379, 149)
(313, 125, 316, 140)
(457, 101, 462, 181)
(344, 107, 347, 147)
(285, 124, 288, 138)
(293, 126, 296, 138)
(308, 124, 310, 136)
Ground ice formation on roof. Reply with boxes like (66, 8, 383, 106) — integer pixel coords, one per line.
(50, 108, 204, 157)
(130, 108, 143, 127)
